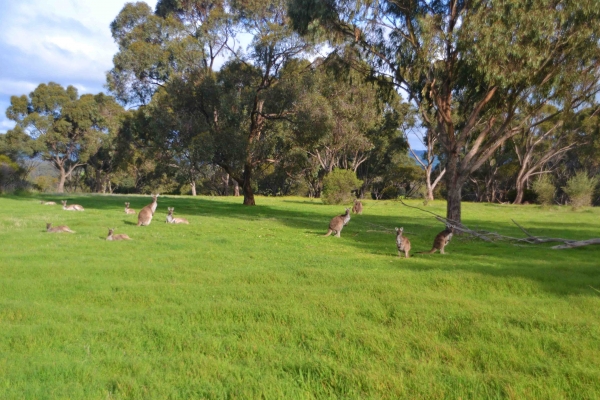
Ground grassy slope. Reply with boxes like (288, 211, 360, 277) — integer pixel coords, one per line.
(0, 194, 599, 399)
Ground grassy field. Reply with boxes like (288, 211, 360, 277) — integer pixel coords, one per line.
(1, 194, 599, 399)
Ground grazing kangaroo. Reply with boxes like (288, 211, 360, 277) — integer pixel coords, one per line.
(40, 201, 56, 205)
(395, 227, 411, 258)
(417, 226, 454, 255)
(352, 199, 363, 214)
(106, 228, 131, 241)
(137, 194, 159, 226)
(166, 207, 189, 224)
(124, 202, 136, 215)
(61, 200, 84, 211)
(324, 208, 351, 237)
(46, 223, 75, 233)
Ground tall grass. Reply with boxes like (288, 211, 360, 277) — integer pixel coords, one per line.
(1, 194, 599, 399)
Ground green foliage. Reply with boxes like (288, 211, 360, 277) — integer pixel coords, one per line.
(1, 196, 600, 398)
(321, 169, 362, 205)
(532, 175, 556, 206)
(563, 171, 598, 209)
(4, 83, 124, 193)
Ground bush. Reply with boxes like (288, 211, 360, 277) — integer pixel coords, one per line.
(380, 186, 405, 200)
(532, 176, 555, 206)
(321, 169, 363, 205)
(563, 171, 598, 209)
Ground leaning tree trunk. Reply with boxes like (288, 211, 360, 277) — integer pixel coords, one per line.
(233, 180, 240, 197)
(190, 180, 197, 196)
(242, 164, 255, 205)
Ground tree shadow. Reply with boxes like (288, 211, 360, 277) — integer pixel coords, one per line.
(4, 194, 600, 297)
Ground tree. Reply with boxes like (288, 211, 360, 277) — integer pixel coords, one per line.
(290, 0, 600, 223)
(511, 106, 580, 204)
(5, 83, 124, 193)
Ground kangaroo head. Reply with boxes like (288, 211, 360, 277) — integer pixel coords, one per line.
(46, 223, 52, 229)
(446, 225, 454, 233)
(108, 228, 114, 235)
(61, 200, 67, 206)
(125, 202, 129, 207)
(395, 227, 403, 235)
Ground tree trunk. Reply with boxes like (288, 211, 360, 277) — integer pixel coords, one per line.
(191, 180, 197, 196)
(223, 173, 230, 196)
(242, 164, 255, 205)
(445, 154, 463, 223)
(57, 169, 66, 193)
(95, 169, 103, 193)
(514, 178, 525, 204)
(233, 179, 240, 197)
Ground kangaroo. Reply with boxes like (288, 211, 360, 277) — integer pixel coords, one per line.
(352, 199, 363, 214)
(124, 202, 136, 215)
(166, 207, 189, 224)
(46, 223, 75, 233)
(40, 201, 56, 205)
(417, 225, 454, 255)
(137, 194, 159, 226)
(395, 227, 411, 258)
(324, 208, 351, 237)
(106, 228, 131, 241)
(61, 200, 84, 211)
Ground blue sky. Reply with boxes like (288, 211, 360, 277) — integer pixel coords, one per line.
(0, 0, 157, 132)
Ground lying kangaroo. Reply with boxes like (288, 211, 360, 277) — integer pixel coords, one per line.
(46, 223, 75, 233)
(124, 202, 136, 215)
(40, 201, 56, 205)
(395, 227, 411, 258)
(352, 199, 363, 214)
(106, 228, 131, 241)
(166, 207, 189, 224)
(324, 208, 351, 237)
(61, 200, 84, 211)
(417, 226, 454, 254)
(137, 194, 159, 226)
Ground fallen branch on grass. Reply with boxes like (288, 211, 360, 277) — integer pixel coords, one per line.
(397, 199, 600, 249)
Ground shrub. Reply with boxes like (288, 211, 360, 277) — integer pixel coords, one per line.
(563, 171, 598, 209)
(506, 188, 538, 204)
(532, 176, 555, 206)
(321, 169, 363, 205)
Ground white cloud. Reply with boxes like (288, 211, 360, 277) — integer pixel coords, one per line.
(0, 0, 157, 131)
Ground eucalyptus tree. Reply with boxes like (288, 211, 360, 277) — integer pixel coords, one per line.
(290, 0, 600, 223)
(5, 83, 124, 193)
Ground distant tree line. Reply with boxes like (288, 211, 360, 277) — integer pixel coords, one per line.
(1, 0, 600, 221)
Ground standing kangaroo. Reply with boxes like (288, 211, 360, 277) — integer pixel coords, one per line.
(46, 223, 75, 233)
(352, 199, 363, 214)
(324, 208, 351, 237)
(106, 228, 131, 241)
(166, 207, 189, 224)
(61, 200, 84, 211)
(417, 226, 454, 254)
(395, 227, 411, 258)
(124, 202, 136, 215)
(137, 194, 159, 226)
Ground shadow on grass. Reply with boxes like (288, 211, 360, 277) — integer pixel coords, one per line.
(4, 194, 600, 296)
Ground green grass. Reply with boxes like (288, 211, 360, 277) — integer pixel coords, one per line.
(1, 194, 599, 399)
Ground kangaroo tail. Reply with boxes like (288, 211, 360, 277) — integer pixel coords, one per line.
(324, 229, 333, 237)
(416, 248, 437, 254)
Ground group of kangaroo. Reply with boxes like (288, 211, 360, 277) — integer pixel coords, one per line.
(44, 195, 452, 255)
(325, 199, 454, 258)
(43, 194, 189, 241)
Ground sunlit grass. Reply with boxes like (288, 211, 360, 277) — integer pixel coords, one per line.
(1, 194, 599, 399)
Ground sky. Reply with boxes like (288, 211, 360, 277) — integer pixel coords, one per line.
(0, 0, 157, 132)
(0, 0, 425, 150)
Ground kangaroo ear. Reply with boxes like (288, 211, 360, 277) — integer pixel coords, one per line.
(395, 227, 399, 232)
